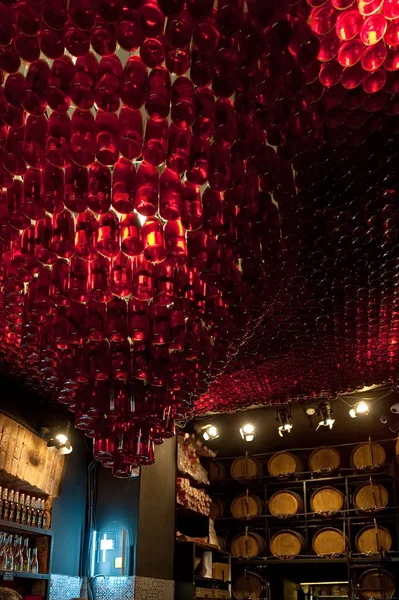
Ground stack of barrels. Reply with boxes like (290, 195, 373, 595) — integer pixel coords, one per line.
(220, 442, 395, 600)
(213, 442, 393, 560)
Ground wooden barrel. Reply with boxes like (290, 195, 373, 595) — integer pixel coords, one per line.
(233, 572, 265, 600)
(310, 487, 345, 515)
(353, 483, 389, 512)
(231, 455, 262, 480)
(210, 498, 225, 520)
(217, 536, 229, 552)
(209, 461, 226, 481)
(356, 525, 392, 555)
(268, 490, 303, 518)
(358, 569, 396, 599)
(268, 452, 301, 477)
(309, 447, 341, 473)
(231, 532, 266, 558)
(270, 530, 305, 558)
(351, 442, 386, 470)
(231, 493, 263, 519)
(312, 528, 346, 556)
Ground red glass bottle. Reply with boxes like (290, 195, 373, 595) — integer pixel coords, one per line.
(143, 118, 168, 166)
(135, 163, 159, 216)
(88, 162, 112, 214)
(118, 106, 143, 161)
(145, 68, 171, 120)
(95, 111, 119, 165)
(64, 163, 89, 214)
(143, 217, 166, 264)
(96, 212, 120, 259)
(75, 211, 98, 262)
(71, 109, 96, 167)
(112, 157, 136, 214)
(160, 168, 182, 221)
(121, 213, 144, 258)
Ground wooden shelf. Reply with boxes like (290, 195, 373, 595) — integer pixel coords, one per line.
(177, 540, 230, 556)
(0, 571, 50, 580)
(0, 519, 52, 537)
(195, 576, 231, 584)
(178, 469, 209, 488)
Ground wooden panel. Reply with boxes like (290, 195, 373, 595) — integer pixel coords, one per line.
(0, 413, 64, 497)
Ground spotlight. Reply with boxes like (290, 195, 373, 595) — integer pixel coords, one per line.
(355, 401, 369, 415)
(305, 407, 316, 416)
(277, 407, 293, 437)
(201, 424, 219, 442)
(46, 424, 73, 455)
(349, 401, 369, 418)
(240, 423, 255, 442)
(317, 401, 335, 430)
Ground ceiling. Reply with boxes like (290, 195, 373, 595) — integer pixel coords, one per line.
(1, 0, 399, 464)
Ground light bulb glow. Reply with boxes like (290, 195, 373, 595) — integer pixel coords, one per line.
(349, 408, 357, 418)
(240, 423, 256, 441)
(355, 401, 369, 414)
(201, 424, 219, 441)
(56, 433, 68, 445)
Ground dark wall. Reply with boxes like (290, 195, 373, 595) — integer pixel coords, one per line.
(51, 431, 88, 576)
(135, 437, 176, 580)
(95, 464, 140, 576)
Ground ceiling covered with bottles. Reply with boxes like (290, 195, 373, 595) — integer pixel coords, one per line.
(1, 0, 399, 469)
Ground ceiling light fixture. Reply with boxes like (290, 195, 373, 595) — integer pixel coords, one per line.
(317, 401, 335, 430)
(201, 424, 219, 442)
(240, 423, 255, 442)
(277, 406, 293, 437)
(349, 400, 369, 418)
(46, 424, 73, 455)
(305, 407, 316, 416)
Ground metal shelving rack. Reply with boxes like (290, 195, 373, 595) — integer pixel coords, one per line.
(209, 438, 399, 600)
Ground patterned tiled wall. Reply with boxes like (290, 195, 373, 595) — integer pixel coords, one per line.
(134, 576, 174, 600)
(92, 576, 134, 600)
(50, 574, 173, 600)
(50, 574, 83, 600)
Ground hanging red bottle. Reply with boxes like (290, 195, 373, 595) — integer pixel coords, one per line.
(118, 106, 143, 161)
(75, 211, 98, 262)
(90, 255, 112, 304)
(112, 157, 136, 214)
(135, 163, 159, 216)
(160, 168, 182, 221)
(96, 211, 120, 259)
(23, 115, 47, 169)
(142, 118, 168, 166)
(46, 112, 71, 168)
(120, 214, 144, 258)
(171, 76, 195, 126)
(120, 56, 148, 109)
(167, 122, 192, 174)
(109, 252, 133, 299)
(95, 111, 119, 166)
(50, 210, 75, 259)
(145, 68, 171, 120)
(46, 57, 75, 112)
(88, 162, 111, 214)
(70, 109, 96, 167)
(181, 181, 202, 231)
(64, 163, 89, 214)
(143, 217, 166, 264)
(23, 169, 45, 221)
(43, 163, 65, 215)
